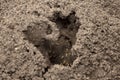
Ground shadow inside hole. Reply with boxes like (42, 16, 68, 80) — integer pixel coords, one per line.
(23, 11, 81, 66)
(47, 11, 81, 66)
(46, 25, 53, 34)
(51, 11, 78, 27)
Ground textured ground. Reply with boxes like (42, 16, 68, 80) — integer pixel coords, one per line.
(0, 0, 120, 80)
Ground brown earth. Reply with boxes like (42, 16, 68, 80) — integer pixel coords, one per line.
(0, 0, 120, 80)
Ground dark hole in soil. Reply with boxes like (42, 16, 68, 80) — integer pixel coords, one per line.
(32, 10, 40, 16)
(46, 25, 52, 34)
(23, 11, 81, 66)
(33, 52, 36, 55)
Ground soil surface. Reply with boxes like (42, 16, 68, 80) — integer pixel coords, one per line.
(0, 0, 120, 80)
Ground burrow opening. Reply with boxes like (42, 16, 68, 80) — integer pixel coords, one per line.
(23, 11, 81, 66)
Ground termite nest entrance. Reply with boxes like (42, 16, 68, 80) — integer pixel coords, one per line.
(23, 11, 81, 66)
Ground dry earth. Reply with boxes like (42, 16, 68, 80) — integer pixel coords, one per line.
(0, 0, 120, 80)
